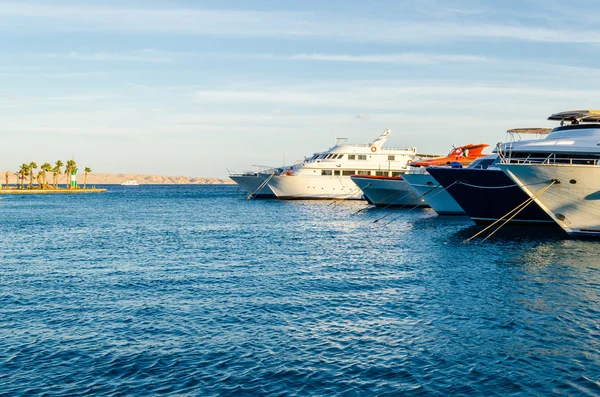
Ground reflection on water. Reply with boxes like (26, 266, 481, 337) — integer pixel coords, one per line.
(0, 185, 599, 396)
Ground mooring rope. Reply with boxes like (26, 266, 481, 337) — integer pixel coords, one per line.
(457, 181, 516, 189)
(463, 180, 558, 244)
(246, 172, 275, 200)
(376, 180, 459, 225)
(328, 184, 367, 207)
(374, 185, 439, 223)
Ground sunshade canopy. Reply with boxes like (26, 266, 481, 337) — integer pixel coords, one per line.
(547, 110, 600, 122)
(506, 128, 551, 135)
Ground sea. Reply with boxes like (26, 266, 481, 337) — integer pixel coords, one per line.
(1, 185, 599, 396)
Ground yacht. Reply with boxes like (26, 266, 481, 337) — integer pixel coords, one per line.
(499, 110, 600, 237)
(401, 144, 489, 215)
(427, 129, 556, 225)
(121, 180, 139, 186)
(229, 166, 281, 198)
(265, 129, 421, 200)
(354, 143, 488, 210)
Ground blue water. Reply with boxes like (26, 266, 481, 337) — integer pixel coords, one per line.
(1, 185, 599, 396)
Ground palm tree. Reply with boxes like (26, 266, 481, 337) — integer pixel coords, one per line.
(28, 162, 37, 189)
(83, 167, 91, 189)
(53, 160, 63, 188)
(39, 163, 52, 189)
(4, 171, 8, 189)
(64, 160, 72, 189)
(19, 164, 29, 189)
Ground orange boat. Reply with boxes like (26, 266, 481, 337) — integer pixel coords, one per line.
(410, 143, 489, 167)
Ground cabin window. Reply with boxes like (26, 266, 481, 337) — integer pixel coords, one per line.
(388, 155, 395, 161)
(391, 172, 403, 177)
(375, 171, 388, 176)
(336, 154, 343, 159)
(333, 170, 341, 176)
(342, 170, 354, 176)
(321, 170, 333, 176)
(348, 155, 356, 160)
(356, 170, 370, 175)
(358, 155, 367, 160)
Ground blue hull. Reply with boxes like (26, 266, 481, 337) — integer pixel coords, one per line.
(426, 167, 556, 226)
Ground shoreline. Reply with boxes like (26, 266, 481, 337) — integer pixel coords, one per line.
(0, 188, 107, 194)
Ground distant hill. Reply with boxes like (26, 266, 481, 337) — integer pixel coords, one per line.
(76, 173, 234, 185)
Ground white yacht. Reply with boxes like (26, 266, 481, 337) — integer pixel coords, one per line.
(265, 129, 420, 200)
(229, 166, 281, 198)
(498, 110, 600, 237)
(121, 180, 139, 186)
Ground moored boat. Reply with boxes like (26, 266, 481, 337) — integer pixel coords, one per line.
(350, 174, 427, 207)
(402, 170, 464, 215)
(426, 128, 558, 226)
(499, 110, 600, 237)
(426, 158, 555, 225)
(266, 129, 424, 200)
(229, 166, 281, 198)
(402, 144, 489, 215)
(355, 143, 489, 210)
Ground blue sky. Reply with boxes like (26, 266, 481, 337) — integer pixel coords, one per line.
(2, 0, 600, 177)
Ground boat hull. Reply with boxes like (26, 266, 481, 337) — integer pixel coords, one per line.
(402, 173, 464, 215)
(230, 175, 276, 198)
(267, 175, 362, 200)
(501, 164, 600, 237)
(350, 175, 428, 207)
(426, 167, 555, 226)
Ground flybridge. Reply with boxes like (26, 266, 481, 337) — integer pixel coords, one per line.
(330, 129, 416, 153)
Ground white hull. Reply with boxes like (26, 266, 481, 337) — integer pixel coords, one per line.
(500, 164, 600, 237)
(267, 175, 362, 200)
(402, 173, 465, 215)
(351, 176, 428, 207)
(230, 175, 276, 198)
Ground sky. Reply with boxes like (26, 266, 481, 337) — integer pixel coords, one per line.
(2, 0, 600, 177)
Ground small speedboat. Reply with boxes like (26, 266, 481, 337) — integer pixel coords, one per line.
(121, 180, 139, 186)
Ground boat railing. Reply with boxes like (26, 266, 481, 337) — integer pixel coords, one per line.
(335, 144, 418, 152)
(382, 147, 418, 152)
(229, 165, 282, 176)
(254, 165, 283, 174)
(500, 155, 600, 166)
(407, 167, 430, 175)
(415, 153, 446, 158)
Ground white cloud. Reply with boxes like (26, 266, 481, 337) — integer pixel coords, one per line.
(1, 2, 600, 43)
(289, 53, 490, 64)
(192, 82, 600, 112)
(28, 50, 174, 62)
(124, 82, 150, 89)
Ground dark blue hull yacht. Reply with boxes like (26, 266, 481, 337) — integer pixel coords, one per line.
(426, 166, 556, 226)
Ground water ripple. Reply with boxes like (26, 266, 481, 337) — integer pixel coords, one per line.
(0, 185, 599, 395)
